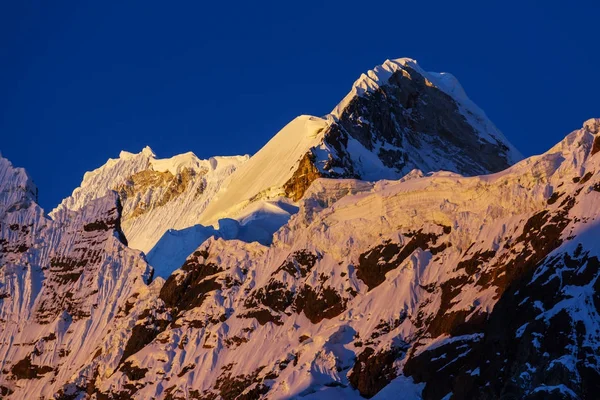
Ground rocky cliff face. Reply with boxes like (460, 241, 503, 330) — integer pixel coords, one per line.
(1, 119, 598, 399)
(325, 60, 517, 175)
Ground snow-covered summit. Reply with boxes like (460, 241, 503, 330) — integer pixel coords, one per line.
(583, 117, 600, 133)
(119, 145, 155, 159)
(331, 58, 421, 115)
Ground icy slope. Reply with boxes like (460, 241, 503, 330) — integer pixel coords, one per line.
(199, 115, 328, 223)
(0, 152, 38, 207)
(0, 120, 593, 399)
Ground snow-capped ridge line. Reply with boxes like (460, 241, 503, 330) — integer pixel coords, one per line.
(0, 152, 38, 206)
(50, 146, 249, 217)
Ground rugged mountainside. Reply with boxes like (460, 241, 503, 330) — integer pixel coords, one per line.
(1, 58, 599, 400)
(0, 154, 154, 399)
(54, 58, 521, 278)
(85, 119, 599, 400)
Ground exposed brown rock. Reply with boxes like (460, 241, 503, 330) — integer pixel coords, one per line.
(0, 385, 14, 397)
(244, 279, 293, 313)
(116, 167, 202, 219)
(456, 250, 496, 275)
(224, 336, 249, 348)
(215, 366, 270, 400)
(547, 191, 564, 205)
(349, 346, 405, 398)
(177, 363, 196, 377)
(293, 285, 347, 324)
(357, 231, 442, 290)
(579, 171, 594, 184)
(120, 361, 149, 381)
(404, 336, 481, 400)
(119, 311, 170, 366)
(591, 135, 600, 156)
(159, 250, 223, 312)
(283, 152, 321, 201)
(238, 309, 282, 326)
(11, 354, 55, 379)
(273, 249, 321, 278)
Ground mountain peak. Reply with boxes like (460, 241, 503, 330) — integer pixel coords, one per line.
(198, 58, 523, 228)
(330, 58, 418, 118)
(0, 153, 38, 206)
(583, 117, 600, 134)
(330, 57, 522, 165)
(3, 54, 600, 399)
(118, 146, 156, 160)
(141, 145, 156, 157)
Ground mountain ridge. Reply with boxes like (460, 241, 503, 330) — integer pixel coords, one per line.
(50, 58, 522, 278)
(1, 61, 598, 400)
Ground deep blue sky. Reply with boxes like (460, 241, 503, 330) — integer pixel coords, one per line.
(2, 1, 599, 210)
